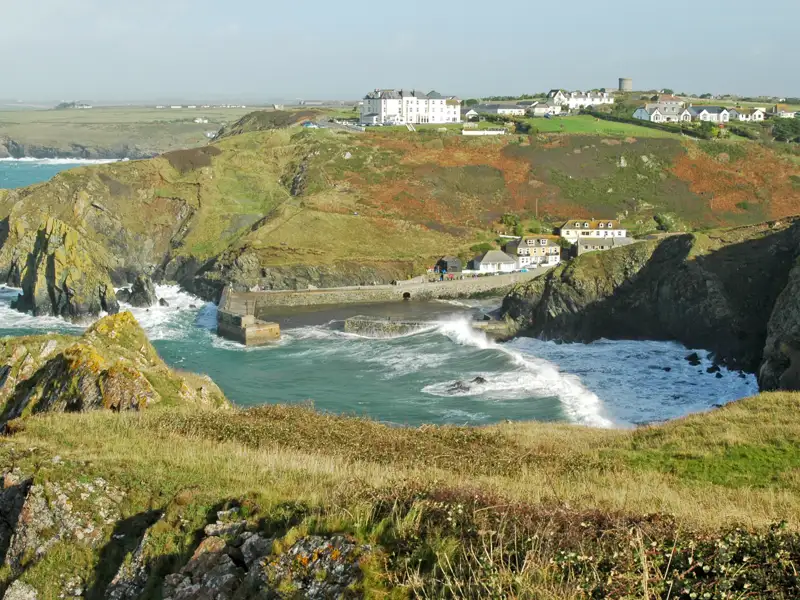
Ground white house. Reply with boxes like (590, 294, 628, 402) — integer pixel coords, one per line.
(474, 250, 517, 274)
(461, 107, 479, 121)
(529, 101, 562, 117)
(548, 89, 615, 110)
(771, 105, 799, 119)
(687, 106, 730, 122)
(728, 108, 765, 122)
(360, 89, 461, 126)
(505, 236, 562, 269)
(559, 219, 627, 244)
(633, 103, 692, 123)
(474, 104, 526, 116)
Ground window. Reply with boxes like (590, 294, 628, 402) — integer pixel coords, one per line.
(540, 239, 546, 246)
(583, 222, 589, 228)
(607, 222, 613, 228)
(599, 223, 605, 228)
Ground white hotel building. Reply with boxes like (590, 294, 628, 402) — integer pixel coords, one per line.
(360, 89, 461, 126)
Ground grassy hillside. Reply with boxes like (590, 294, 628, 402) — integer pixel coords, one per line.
(1, 113, 798, 297)
(2, 384, 800, 597)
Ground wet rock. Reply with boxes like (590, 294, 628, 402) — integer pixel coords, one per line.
(128, 275, 157, 308)
(117, 288, 131, 303)
(716, 372, 723, 379)
(685, 352, 702, 366)
(448, 381, 471, 392)
(158, 298, 170, 307)
(663, 367, 672, 372)
(706, 365, 721, 374)
(471, 376, 488, 384)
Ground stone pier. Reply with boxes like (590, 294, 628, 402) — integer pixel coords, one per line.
(216, 287, 281, 346)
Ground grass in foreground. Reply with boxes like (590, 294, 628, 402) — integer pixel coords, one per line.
(2, 391, 800, 598)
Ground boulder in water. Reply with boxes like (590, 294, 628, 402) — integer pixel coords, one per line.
(159, 297, 170, 307)
(448, 381, 471, 393)
(685, 352, 701, 366)
(117, 288, 131, 303)
(471, 376, 488, 384)
(128, 274, 157, 308)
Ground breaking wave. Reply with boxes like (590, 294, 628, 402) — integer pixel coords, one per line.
(0, 157, 123, 165)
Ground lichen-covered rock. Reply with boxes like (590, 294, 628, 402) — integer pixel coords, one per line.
(128, 274, 157, 308)
(0, 312, 228, 426)
(1, 471, 123, 576)
(11, 217, 119, 318)
(162, 536, 245, 600)
(2, 580, 39, 600)
(259, 535, 369, 599)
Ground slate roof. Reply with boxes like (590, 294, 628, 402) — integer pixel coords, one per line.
(479, 250, 517, 264)
(688, 106, 728, 115)
(644, 103, 688, 116)
(561, 219, 623, 230)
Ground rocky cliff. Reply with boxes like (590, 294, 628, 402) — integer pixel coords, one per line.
(10, 218, 119, 318)
(0, 312, 227, 429)
(503, 219, 800, 389)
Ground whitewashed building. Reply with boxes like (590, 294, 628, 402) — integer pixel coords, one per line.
(687, 106, 730, 122)
(474, 104, 526, 116)
(505, 236, 562, 268)
(360, 89, 461, 125)
(548, 90, 615, 110)
(559, 219, 627, 244)
(529, 102, 562, 117)
(474, 250, 517, 274)
(633, 103, 692, 123)
(728, 108, 766, 122)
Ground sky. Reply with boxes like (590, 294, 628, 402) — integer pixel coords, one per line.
(1, 0, 798, 102)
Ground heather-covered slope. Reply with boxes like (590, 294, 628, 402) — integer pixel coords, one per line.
(0, 114, 797, 308)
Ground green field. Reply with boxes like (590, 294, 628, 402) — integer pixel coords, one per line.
(0, 106, 257, 157)
(525, 114, 683, 137)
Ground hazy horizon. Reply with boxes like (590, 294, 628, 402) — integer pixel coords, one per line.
(3, 0, 798, 101)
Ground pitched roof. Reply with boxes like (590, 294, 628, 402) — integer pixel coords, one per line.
(644, 103, 688, 116)
(479, 250, 517, 264)
(561, 219, 623, 230)
(689, 106, 728, 115)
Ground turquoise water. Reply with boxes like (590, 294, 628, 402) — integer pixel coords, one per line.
(0, 158, 117, 189)
(0, 161, 760, 428)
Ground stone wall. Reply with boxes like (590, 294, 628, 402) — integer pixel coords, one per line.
(221, 272, 544, 313)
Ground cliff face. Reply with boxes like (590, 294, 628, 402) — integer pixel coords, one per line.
(503, 219, 800, 387)
(10, 218, 119, 318)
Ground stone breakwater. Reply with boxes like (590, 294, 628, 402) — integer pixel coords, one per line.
(226, 272, 544, 313)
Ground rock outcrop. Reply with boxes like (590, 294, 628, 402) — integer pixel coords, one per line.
(127, 274, 157, 307)
(10, 218, 119, 318)
(0, 312, 228, 428)
(503, 219, 800, 388)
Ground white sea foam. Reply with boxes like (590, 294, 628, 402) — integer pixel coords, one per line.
(118, 284, 209, 341)
(0, 157, 123, 165)
(424, 318, 617, 428)
(0, 286, 84, 333)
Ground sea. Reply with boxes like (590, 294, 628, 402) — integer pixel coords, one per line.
(0, 159, 759, 428)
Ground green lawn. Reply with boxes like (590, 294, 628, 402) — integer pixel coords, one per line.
(526, 114, 683, 138)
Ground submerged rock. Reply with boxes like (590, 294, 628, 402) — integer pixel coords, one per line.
(471, 376, 488, 384)
(448, 381, 471, 392)
(11, 218, 119, 318)
(128, 274, 157, 308)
